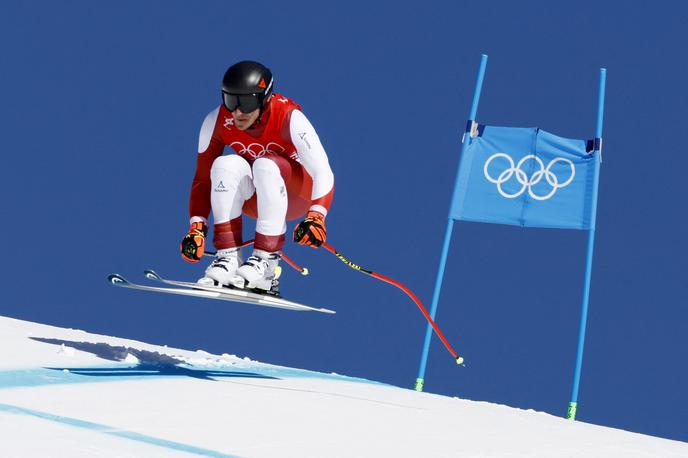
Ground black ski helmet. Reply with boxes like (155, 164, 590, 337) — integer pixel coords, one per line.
(221, 60, 274, 114)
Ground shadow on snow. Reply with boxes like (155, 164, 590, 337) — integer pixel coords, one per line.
(30, 337, 277, 381)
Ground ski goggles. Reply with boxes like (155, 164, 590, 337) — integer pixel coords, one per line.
(222, 92, 261, 113)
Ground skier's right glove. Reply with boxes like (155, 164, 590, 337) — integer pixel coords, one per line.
(180, 221, 208, 263)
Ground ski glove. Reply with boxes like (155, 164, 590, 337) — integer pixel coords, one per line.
(293, 211, 326, 248)
(181, 221, 208, 263)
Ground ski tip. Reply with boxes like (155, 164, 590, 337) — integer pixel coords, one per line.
(143, 269, 162, 281)
(107, 274, 129, 286)
(318, 308, 336, 314)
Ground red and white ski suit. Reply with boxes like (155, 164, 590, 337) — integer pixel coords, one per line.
(189, 94, 334, 252)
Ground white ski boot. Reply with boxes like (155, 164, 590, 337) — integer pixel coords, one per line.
(230, 249, 281, 296)
(197, 247, 242, 287)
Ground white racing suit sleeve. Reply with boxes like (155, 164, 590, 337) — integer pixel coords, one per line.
(289, 109, 334, 216)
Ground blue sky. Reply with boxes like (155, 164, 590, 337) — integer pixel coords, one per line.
(2, 0, 686, 442)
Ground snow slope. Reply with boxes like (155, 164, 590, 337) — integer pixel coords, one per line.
(0, 315, 685, 457)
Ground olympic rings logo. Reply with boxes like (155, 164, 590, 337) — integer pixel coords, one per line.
(483, 153, 575, 201)
(230, 141, 285, 159)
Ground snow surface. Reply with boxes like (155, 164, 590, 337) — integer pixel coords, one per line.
(0, 315, 685, 457)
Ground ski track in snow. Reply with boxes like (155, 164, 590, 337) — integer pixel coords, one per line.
(0, 403, 236, 457)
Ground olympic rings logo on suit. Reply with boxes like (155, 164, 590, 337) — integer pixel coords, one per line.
(230, 141, 286, 159)
(483, 153, 576, 201)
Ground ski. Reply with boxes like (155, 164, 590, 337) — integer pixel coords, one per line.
(144, 269, 282, 300)
(107, 273, 335, 314)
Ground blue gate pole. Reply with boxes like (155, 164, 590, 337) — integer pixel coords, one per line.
(414, 54, 488, 392)
(567, 68, 606, 419)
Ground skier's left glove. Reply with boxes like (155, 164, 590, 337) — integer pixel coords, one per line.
(181, 221, 208, 263)
(293, 211, 326, 248)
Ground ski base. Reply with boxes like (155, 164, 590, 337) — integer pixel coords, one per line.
(107, 272, 335, 314)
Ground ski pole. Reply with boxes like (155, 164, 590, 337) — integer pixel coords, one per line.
(281, 254, 309, 274)
(322, 243, 464, 365)
(205, 240, 309, 275)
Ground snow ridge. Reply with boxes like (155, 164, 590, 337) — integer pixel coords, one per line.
(0, 316, 685, 458)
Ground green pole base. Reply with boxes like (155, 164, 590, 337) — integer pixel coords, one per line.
(567, 402, 577, 420)
(414, 378, 425, 392)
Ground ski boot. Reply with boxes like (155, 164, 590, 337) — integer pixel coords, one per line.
(197, 247, 242, 287)
(230, 249, 282, 296)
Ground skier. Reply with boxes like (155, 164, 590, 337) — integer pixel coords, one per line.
(180, 60, 334, 295)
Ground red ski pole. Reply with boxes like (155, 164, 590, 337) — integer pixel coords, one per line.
(322, 243, 464, 365)
(205, 241, 463, 363)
